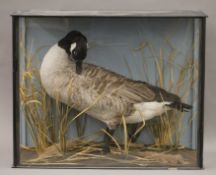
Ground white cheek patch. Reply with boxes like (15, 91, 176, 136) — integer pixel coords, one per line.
(70, 42, 77, 52)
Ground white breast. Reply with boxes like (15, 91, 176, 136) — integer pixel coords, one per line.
(40, 44, 74, 100)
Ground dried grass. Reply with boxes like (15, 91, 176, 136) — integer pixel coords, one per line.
(21, 139, 191, 166)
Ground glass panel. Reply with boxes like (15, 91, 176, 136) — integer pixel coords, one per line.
(17, 17, 203, 168)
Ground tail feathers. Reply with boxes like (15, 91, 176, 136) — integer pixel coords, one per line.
(166, 101, 192, 112)
(181, 103, 193, 112)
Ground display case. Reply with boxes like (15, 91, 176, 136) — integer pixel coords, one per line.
(12, 10, 207, 169)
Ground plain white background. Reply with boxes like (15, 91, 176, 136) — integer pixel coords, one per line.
(0, 0, 216, 174)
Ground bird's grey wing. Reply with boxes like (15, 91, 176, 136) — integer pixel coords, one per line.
(83, 64, 156, 103)
(114, 79, 156, 103)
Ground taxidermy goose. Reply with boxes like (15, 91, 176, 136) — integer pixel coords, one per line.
(40, 30, 192, 153)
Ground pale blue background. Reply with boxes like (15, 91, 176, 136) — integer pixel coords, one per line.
(19, 17, 201, 149)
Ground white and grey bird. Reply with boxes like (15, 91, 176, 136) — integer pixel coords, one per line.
(40, 30, 192, 153)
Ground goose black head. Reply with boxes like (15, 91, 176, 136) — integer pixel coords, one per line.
(58, 30, 88, 74)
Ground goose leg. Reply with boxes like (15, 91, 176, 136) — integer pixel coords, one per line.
(128, 123, 142, 143)
(103, 127, 115, 154)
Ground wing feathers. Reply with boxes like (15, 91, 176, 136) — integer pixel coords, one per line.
(83, 64, 156, 103)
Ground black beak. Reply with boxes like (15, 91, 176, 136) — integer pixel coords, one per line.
(75, 60, 83, 74)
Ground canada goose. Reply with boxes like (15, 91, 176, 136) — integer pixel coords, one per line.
(40, 30, 192, 153)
